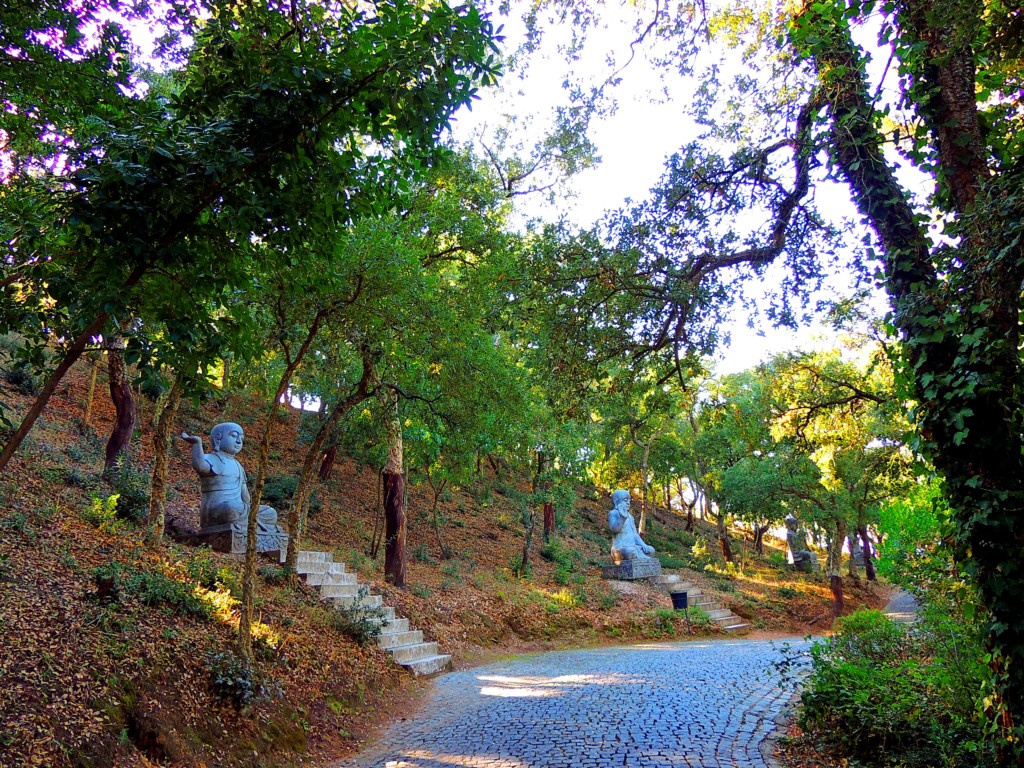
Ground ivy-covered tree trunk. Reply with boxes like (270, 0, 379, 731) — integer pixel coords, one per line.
(82, 352, 100, 430)
(145, 377, 182, 547)
(798, 1, 1024, 748)
(103, 334, 136, 474)
(382, 389, 406, 588)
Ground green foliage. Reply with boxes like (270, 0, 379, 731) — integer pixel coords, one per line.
(261, 474, 322, 518)
(205, 649, 282, 712)
(110, 466, 151, 524)
(92, 562, 212, 620)
(81, 495, 123, 534)
(799, 609, 994, 768)
(539, 539, 581, 585)
(329, 588, 386, 646)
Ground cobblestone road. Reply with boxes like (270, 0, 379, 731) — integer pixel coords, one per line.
(342, 637, 810, 768)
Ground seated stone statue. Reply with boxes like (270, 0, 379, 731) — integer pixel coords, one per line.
(785, 514, 819, 573)
(180, 422, 287, 561)
(608, 489, 656, 564)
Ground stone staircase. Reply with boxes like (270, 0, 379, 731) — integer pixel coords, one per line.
(296, 550, 452, 676)
(655, 573, 750, 632)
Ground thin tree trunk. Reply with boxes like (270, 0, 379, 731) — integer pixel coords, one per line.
(429, 476, 451, 559)
(859, 524, 877, 581)
(753, 523, 768, 555)
(715, 506, 733, 562)
(318, 445, 337, 480)
(0, 263, 151, 474)
(83, 353, 100, 429)
(104, 334, 136, 474)
(519, 507, 536, 577)
(382, 388, 406, 587)
(146, 377, 182, 547)
(285, 357, 376, 572)
(828, 518, 846, 619)
(239, 307, 333, 664)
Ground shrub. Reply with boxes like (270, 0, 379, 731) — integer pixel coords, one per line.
(205, 649, 282, 712)
(329, 587, 386, 646)
(261, 474, 322, 517)
(81, 495, 123, 533)
(107, 466, 150, 523)
(798, 608, 993, 768)
(92, 562, 212, 619)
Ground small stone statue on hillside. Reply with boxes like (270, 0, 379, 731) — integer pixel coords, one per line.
(785, 514, 819, 573)
(180, 422, 288, 561)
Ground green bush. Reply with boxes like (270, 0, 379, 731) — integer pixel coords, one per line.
(81, 495, 123, 533)
(110, 466, 151, 523)
(205, 649, 282, 712)
(798, 608, 993, 768)
(92, 562, 211, 619)
(261, 474, 322, 517)
(329, 587, 386, 646)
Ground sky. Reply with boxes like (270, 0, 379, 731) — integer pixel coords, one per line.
(446, 1, 874, 375)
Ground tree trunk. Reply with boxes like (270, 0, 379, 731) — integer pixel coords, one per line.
(859, 525, 877, 582)
(752, 524, 768, 555)
(429, 476, 451, 559)
(318, 445, 337, 481)
(518, 507, 536, 578)
(543, 502, 555, 541)
(828, 519, 846, 619)
(846, 533, 860, 581)
(285, 357, 376, 573)
(104, 335, 136, 474)
(715, 507, 733, 563)
(146, 377, 182, 547)
(382, 388, 406, 587)
(221, 354, 231, 392)
(239, 307, 332, 664)
(83, 353, 100, 429)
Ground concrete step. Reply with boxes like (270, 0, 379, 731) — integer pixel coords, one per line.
(723, 623, 750, 632)
(381, 617, 409, 634)
(301, 569, 356, 587)
(389, 641, 440, 665)
(706, 608, 733, 620)
(317, 583, 362, 599)
(378, 629, 424, 650)
(297, 550, 332, 564)
(694, 600, 720, 611)
(401, 654, 451, 677)
(296, 560, 346, 576)
(332, 593, 383, 610)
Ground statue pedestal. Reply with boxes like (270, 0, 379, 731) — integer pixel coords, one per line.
(601, 559, 662, 580)
(183, 521, 288, 563)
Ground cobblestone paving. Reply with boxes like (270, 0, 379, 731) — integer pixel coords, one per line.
(343, 638, 811, 768)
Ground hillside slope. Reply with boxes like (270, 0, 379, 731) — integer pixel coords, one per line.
(0, 355, 883, 767)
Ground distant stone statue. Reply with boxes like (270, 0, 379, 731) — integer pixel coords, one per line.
(849, 533, 865, 568)
(180, 422, 287, 561)
(600, 490, 661, 580)
(785, 514, 819, 573)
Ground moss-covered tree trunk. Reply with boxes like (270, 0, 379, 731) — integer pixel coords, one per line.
(146, 377, 182, 547)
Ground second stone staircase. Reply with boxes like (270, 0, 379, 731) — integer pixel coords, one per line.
(296, 550, 451, 676)
(655, 572, 750, 632)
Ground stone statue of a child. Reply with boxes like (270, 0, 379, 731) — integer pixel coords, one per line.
(608, 489, 656, 564)
(180, 422, 287, 559)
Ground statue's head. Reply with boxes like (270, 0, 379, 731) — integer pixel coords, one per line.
(784, 514, 798, 531)
(611, 489, 631, 509)
(210, 422, 245, 454)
